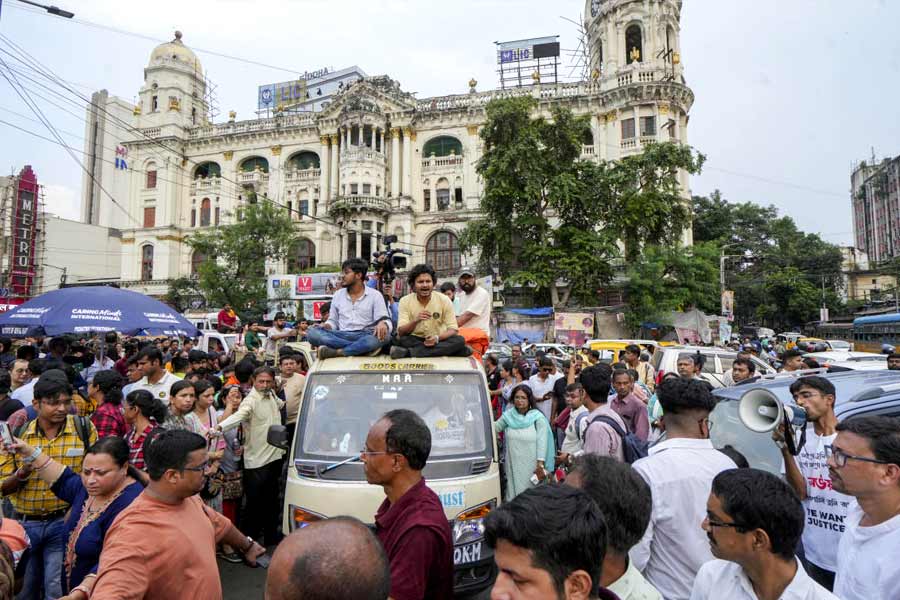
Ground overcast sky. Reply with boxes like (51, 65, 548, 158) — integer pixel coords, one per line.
(1, 0, 898, 245)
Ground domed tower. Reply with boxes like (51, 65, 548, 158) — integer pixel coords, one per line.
(585, 0, 683, 83)
(135, 31, 208, 129)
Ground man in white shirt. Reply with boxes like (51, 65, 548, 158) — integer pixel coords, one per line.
(776, 376, 849, 591)
(829, 415, 900, 600)
(567, 455, 662, 600)
(631, 377, 736, 600)
(132, 346, 182, 406)
(556, 382, 588, 469)
(692, 468, 838, 600)
(455, 267, 491, 337)
(527, 357, 563, 421)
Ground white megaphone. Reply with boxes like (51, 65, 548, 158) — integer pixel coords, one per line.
(738, 388, 807, 433)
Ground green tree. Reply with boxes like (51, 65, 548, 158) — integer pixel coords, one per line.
(624, 242, 720, 329)
(756, 267, 822, 328)
(164, 277, 202, 313)
(186, 201, 298, 315)
(459, 96, 618, 306)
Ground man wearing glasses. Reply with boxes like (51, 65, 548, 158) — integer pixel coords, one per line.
(772, 376, 849, 591)
(692, 468, 838, 599)
(630, 377, 736, 600)
(828, 415, 900, 600)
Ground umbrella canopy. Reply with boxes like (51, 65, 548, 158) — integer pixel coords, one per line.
(0, 286, 199, 338)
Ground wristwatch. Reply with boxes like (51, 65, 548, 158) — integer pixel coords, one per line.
(243, 536, 255, 553)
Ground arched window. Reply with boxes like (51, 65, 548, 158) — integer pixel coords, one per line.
(191, 251, 205, 276)
(194, 162, 221, 179)
(423, 136, 463, 157)
(288, 151, 320, 170)
(145, 162, 157, 189)
(140, 245, 154, 280)
(288, 238, 316, 272)
(240, 156, 269, 173)
(200, 198, 211, 227)
(436, 178, 451, 211)
(626, 25, 643, 64)
(426, 231, 460, 275)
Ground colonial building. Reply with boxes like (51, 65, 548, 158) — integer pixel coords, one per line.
(83, 0, 694, 296)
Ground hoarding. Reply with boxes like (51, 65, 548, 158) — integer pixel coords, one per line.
(495, 36, 560, 89)
(10, 166, 39, 299)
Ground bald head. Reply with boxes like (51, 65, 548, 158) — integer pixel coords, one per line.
(265, 517, 390, 600)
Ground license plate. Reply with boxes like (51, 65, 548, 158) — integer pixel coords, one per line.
(453, 541, 482, 565)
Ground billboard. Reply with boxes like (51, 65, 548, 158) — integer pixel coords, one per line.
(495, 36, 560, 89)
(554, 312, 595, 346)
(496, 36, 560, 63)
(10, 166, 39, 299)
(258, 79, 309, 111)
(257, 66, 367, 113)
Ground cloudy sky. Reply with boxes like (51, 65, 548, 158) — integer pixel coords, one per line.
(1, 0, 898, 244)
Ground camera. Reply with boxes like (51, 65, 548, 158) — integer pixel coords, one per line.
(371, 234, 411, 286)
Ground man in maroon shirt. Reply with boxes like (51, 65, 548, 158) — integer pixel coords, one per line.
(362, 409, 454, 600)
(610, 369, 650, 442)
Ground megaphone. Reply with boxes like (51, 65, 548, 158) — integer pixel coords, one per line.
(738, 388, 807, 433)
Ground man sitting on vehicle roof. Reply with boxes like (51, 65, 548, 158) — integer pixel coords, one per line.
(308, 258, 392, 360)
(390, 264, 470, 359)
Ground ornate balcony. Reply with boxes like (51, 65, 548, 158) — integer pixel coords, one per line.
(190, 176, 222, 195)
(284, 168, 321, 183)
(238, 170, 270, 185)
(340, 148, 386, 164)
(328, 195, 392, 216)
(422, 155, 463, 172)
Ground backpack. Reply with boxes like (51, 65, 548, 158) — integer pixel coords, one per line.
(16, 414, 93, 451)
(578, 413, 649, 464)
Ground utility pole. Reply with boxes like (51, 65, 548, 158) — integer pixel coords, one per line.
(1, 0, 75, 20)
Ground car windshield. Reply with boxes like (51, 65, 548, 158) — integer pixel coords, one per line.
(297, 371, 491, 460)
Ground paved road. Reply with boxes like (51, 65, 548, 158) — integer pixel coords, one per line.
(220, 554, 491, 599)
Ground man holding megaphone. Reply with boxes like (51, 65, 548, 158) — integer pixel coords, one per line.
(772, 376, 850, 592)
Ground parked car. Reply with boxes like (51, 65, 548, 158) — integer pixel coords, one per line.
(803, 351, 886, 364)
(650, 345, 776, 389)
(826, 339, 853, 351)
(485, 343, 512, 361)
(711, 370, 900, 473)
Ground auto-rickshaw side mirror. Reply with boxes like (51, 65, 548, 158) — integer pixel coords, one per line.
(267, 425, 290, 451)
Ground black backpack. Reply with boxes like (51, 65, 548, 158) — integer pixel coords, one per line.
(580, 414, 649, 464)
(16, 415, 93, 451)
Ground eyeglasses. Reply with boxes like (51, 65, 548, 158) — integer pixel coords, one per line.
(360, 448, 392, 457)
(705, 516, 748, 531)
(825, 445, 891, 468)
(182, 460, 209, 473)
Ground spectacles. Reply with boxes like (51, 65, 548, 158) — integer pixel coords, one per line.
(706, 516, 748, 531)
(825, 445, 891, 468)
(698, 417, 714, 431)
(360, 448, 392, 457)
(182, 461, 209, 473)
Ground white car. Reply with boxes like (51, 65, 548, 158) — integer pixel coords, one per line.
(802, 351, 886, 368)
(826, 340, 853, 351)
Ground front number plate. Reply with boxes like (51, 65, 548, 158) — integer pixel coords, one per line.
(453, 541, 482, 565)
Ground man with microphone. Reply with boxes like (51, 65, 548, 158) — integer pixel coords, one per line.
(773, 376, 850, 591)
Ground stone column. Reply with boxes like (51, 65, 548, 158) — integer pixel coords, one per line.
(370, 126, 376, 150)
(390, 128, 400, 197)
(379, 129, 385, 153)
(355, 226, 362, 258)
(330, 134, 339, 198)
(319, 136, 330, 204)
(402, 127, 414, 197)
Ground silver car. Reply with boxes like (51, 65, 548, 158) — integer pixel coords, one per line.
(650, 345, 776, 389)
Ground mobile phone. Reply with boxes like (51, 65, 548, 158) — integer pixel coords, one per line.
(530, 473, 540, 486)
(254, 553, 271, 569)
(0, 422, 13, 447)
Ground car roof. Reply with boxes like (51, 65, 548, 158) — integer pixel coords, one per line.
(805, 351, 885, 361)
(714, 370, 900, 408)
(310, 356, 483, 373)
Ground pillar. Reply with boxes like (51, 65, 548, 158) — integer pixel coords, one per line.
(402, 127, 414, 197)
(330, 134, 339, 198)
(379, 129, 385, 153)
(390, 128, 400, 197)
(355, 226, 362, 258)
(370, 126, 376, 150)
(319, 136, 330, 204)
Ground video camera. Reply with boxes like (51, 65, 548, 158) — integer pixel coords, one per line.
(372, 235, 411, 285)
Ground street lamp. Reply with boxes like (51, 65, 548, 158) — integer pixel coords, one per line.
(13, 0, 74, 18)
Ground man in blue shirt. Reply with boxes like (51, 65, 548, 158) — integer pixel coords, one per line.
(307, 258, 392, 359)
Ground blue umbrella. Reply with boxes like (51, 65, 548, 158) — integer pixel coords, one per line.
(0, 286, 199, 338)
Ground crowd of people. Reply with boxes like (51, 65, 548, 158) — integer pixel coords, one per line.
(0, 256, 896, 600)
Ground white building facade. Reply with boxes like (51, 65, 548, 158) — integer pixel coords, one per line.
(84, 0, 693, 296)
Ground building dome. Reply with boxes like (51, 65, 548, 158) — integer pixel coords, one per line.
(148, 31, 203, 77)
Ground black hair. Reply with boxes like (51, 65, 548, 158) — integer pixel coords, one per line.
(538, 357, 553, 369)
(485, 484, 606, 597)
(171, 355, 189, 373)
(87, 436, 146, 485)
(788, 375, 835, 398)
(16, 346, 36, 361)
(711, 468, 804, 561)
(836, 415, 900, 467)
(718, 444, 750, 468)
(500, 359, 512, 373)
(280, 516, 390, 600)
(512, 361, 530, 380)
(484, 354, 498, 368)
(406, 263, 436, 288)
(48, 336, 69, 353)
(92, 369, 125, 406)
(252, 365, 276, 380)
(624, 344, 641, 357)
(320, 301, 331, 315)
(732, 357, 756, 374)
(578, 364, 612, 404)
(0, 370, 9, 395)
(125, 389, 167, 423)
(170, 379, 196, 400)
(192, 379, 214, 400)
(439, 281, 456, 294)
(279, 352, 299, 364)
(144, 429, 207, 481)
(568, 455, 650, 554)
(508, 384, 536, 412)
(612, 369, 633, 382)
(135, 346, 163, 366)
(382, 408, 431, 471)
(782, 348, 804, 360)
(888, 353, 900, 361)
(0, 338, 11, 353)
(34, 370, 73, 401)
(656, 377, 717, 415)
(27, 358, 47, 377)
(802, 357, 821, 369)
(565, 382, 583, 393)
(341, 257, 369, 279)
(235, 357, 258, 384)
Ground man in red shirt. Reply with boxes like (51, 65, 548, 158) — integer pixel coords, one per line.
(362, 409, 453, 600)
(217, 303, 238, 333)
